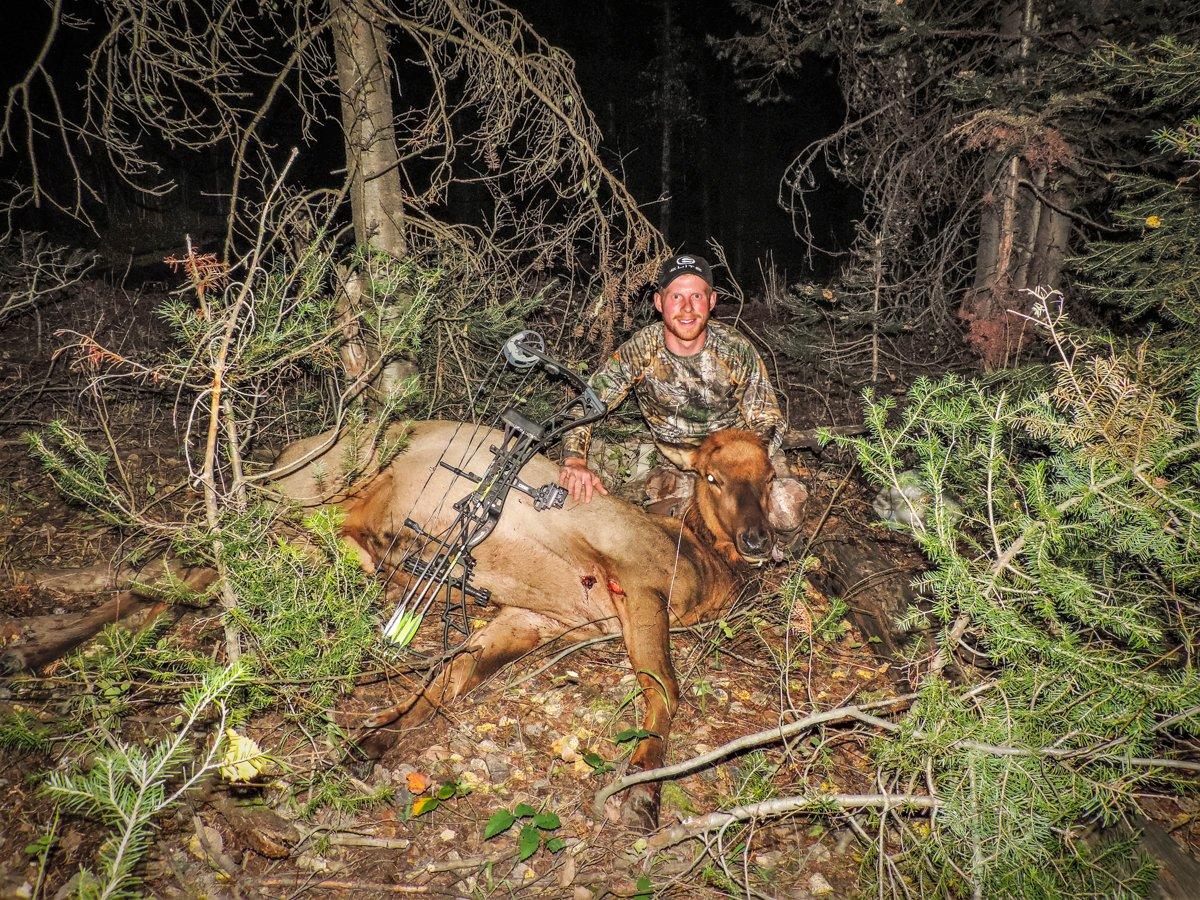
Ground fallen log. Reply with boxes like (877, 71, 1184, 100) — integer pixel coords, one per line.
(1, 592, 158, 674)
(1, 563, 215, 674)
(781, 423, 866, 452)
(9, 553, 189, 595)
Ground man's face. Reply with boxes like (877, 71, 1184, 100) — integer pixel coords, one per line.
(654, 274, 717, 344)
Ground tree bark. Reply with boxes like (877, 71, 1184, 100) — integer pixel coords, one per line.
(960, 0, 1041, 369)
(658, 0, 673, 241)
(330, 0, 411, 403)
(1029, 179, 1073, 289)
(331, 0, 407, 256)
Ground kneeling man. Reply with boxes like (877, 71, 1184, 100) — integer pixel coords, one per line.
(558, 253, 805, 540)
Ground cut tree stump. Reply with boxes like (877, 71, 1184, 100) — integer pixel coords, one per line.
(807, 521, 926, 669)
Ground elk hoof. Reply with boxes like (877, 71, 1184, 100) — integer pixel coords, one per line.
(342, 727, 397, 779)
(619, 784, 660, 832)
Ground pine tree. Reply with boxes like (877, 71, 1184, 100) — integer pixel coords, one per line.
(821, 34, 1200, 895)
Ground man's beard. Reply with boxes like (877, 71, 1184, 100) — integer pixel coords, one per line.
(667, 315, 707, 342)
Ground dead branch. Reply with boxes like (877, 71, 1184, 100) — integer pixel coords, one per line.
(647, 793, 940, 852)
(593, 694, 916, 816)
(252, 878, 446, 895)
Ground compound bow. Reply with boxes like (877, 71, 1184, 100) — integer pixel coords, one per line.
(379, 331, 606, 650)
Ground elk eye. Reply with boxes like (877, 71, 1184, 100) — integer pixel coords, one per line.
(706, 474, 718, 485)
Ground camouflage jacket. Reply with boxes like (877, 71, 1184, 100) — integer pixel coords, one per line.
(562, 321, 785, 460)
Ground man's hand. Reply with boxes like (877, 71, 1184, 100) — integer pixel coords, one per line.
(558, 457, 609, 504)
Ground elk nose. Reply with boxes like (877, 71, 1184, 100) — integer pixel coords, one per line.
(738, 526, 770, 558)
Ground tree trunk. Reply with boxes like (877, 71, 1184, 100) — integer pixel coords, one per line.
(960, 0, 1038, 369)
(1028, 178, 1073, 290)
(330, 0, 411, 403)
(331, 0, 407, 255)
(1, 561, 216, 673)
(2, 594, 162, 674)
(658, 0, 673, 241)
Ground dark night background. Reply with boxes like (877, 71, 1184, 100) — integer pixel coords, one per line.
(515, 0, 856, 280)
(1, 0, 856, 288)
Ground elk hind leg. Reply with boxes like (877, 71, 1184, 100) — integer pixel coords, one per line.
(350, 607, 554, 764)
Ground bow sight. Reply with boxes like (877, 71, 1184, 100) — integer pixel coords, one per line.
(380, 331, 606, 650)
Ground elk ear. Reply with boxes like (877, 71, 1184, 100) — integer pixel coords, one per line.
(658, 443, 700, 472)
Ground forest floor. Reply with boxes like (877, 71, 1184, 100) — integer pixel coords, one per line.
(0, 274, 1128, 899)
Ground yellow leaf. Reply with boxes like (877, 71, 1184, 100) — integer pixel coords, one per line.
(219, 729, 273, 783)
(412, 796, 439, 816)
(1146, 214, 1163, 229)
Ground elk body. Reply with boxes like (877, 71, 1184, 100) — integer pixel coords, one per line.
(274, 421, 778, 827)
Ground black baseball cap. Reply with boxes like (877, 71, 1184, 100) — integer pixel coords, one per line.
(656, 253, 713, 291)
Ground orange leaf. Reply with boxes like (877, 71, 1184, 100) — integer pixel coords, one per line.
(406, 771, 431, 795)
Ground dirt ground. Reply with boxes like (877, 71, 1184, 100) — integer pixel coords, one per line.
(6, 275, 1175, 899)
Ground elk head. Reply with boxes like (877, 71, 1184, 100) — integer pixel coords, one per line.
(671, 430, 775, 567)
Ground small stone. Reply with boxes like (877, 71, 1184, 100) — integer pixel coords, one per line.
(296, 853, 340, 874)
(438, 828, 456, 842)
(186, 823, 224, 863)
(808, 844, 831, 864)
(754, 850, 782, 869)
(809, 872, 834, 896)
(573, 888, 594, 900)
(485, 753, 512, 781)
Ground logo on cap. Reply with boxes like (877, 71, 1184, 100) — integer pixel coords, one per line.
(677, 256, 695, 265)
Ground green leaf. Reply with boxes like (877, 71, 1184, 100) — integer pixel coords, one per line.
(24, 834, 53, 856)
(582, 751, 613, 774)
(612, 728, 653, 744)
(533, 811, 561, 831)
(545, 837, 567, 853)
(435, 782, 457, 801)
(513, 802, 538, 818)
(634, 875, 653, 898)
(483, 808, 516, 840)
(517, 823, 541, 861)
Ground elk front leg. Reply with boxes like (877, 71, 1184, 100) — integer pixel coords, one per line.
(349, 607, 553, 765)
(618, 588, 679, 831)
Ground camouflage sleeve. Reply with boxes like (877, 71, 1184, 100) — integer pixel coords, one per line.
(560, 333, 648, 460)
(737, 344, 786, 456)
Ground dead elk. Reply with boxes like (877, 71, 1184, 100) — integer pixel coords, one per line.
(272, 421, 780, 829)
